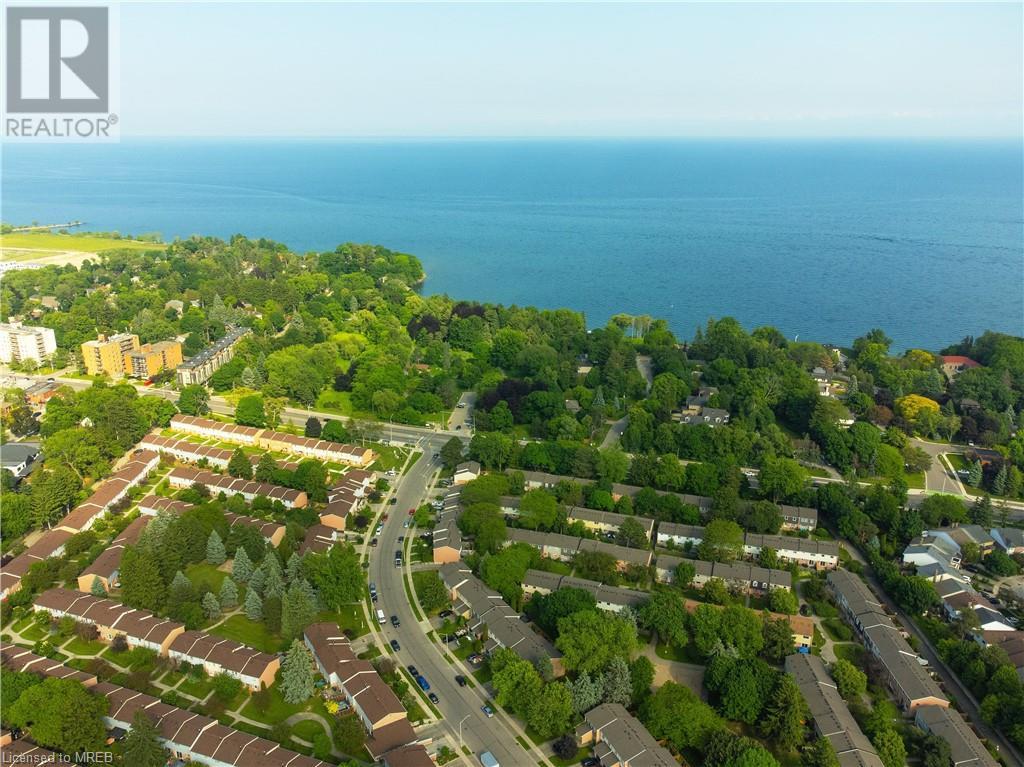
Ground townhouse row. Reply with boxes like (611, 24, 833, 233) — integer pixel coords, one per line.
(77, 495, 287, 592)
(303, 623, 432, 764)
(0, 449, 161, 598)
(657, 521, 840, 569)
(1, 648, 331, 767)
(33, 588, 278, 690)
(786, 653, 885, 767)
(141, 432, 299, 472)
(515, 469, 819, 532)
(576, 703, 677, 767)
(170, 413, 375, 467)
(439, 562, 564, 675)
(168, 466, 308, 508)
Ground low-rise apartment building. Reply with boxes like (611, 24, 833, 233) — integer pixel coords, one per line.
(168, 631, 279, 690)
(54, 449, 161, 533)
(176, 326, 249, 386)
(914, 705, 999, 767)
(167, 466, 308, 508)
(76, 515, 151, 592)
(576, 703, 677, 767)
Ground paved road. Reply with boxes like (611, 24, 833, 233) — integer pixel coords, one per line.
(912, 437, 969, 495)
(370, 443, 539, 767)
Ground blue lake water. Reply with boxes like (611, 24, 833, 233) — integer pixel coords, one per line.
(2, 138, 1021, 350)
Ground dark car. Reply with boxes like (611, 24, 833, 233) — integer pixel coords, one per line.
(439, 609, 453, 619)
(370, 537, 378, 547)
(407, 664, 418, 676)
(428, 692, 439, 704)
(455, 675, 467, 687)
(389, 497, 398, 505)
(390, 639, 400, 651)
(582, 758, 600, 767)
(391, 615, 400, 627)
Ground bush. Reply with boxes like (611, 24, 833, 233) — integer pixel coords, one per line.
(553, 735, 577, 759)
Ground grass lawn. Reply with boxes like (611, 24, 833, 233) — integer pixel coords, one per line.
(159, 670, 186, 687)
(471, 663, 493, 685)
(209, 614, 281, 653)
(945, 453, 969, 471)
(903, 471, 926, 489)
(19, 624, 48, 642)
(186, 562, 229, 593)
(550, 747, 590, 766)
(833, 643, 866, 669)
(61, 636, 106, 656)
(0, 232, 162, 254)
(821, 618, 853, 642)
(240, 680, 330, 726)
(537, 559, 572, 576)
(290, 719, 326, 742)
(368, 443, 409, 472)
(179, 675, 215, 700)
(655, 641, 704, 664)
(317, 604, 368, 639)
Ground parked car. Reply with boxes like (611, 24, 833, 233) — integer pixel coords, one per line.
(457, 403, 466, 408)
(408, 508, 416, 515)
(428, 692, 439, 704)
(407, 665, 418, 676)
(391, 615, 400, 628)
(370, 537, 378, 547)
(390, 639, 400, 651)
(416, 675, 430, 691)
(439, 609, 453, 619)
(455, 675, 467, 687)
(481, 705, 494, 718)
(389, 497, 398, 505)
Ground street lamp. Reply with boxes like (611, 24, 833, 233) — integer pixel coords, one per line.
(458, 714, 471, 749)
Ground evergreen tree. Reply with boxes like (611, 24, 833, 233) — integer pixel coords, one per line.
(202, 592, 222, 620)
(802, 736, 839, 767)
(240, 366, 258, 389)
(967, 460, 983, 487)
(280, 640, 315, 704)
(254, 453, 277, 482)
(232, 546, 254, 582)
(568, 671, 603, 714)
(122, 710, 166, 767)
(206, 530, 227, 565)
(169, 571, 196, 603)
(993, 465, 1009, 496)
(286, 552, 303, 583)
(244, 589, 263, 621)
(228, 449, 253, 479)
(90, 576, 107, 596)
(601, 656, 633, 706)
(759, 674, 806, 749)
(248, 563, 267, 595)
(262, 557, 285, 598)
(304, 417, 322, 438)
(219, 578, 239, 609)
(281, 582, 318, 642)
(970, 495, 993, 526)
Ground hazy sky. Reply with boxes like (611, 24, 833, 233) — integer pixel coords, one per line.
(122, 2, 1022, 138)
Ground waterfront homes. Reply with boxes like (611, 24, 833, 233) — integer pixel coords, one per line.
(169, 413, 375, 467)
(915, 706, 999, 767)
(453, 460, 481, 484)
(826, 571, 948, 712)
(785, 653, 885, 767)
(440, 562, 563, 675)
(303, 623, 427, 762)
(168, 631, 279, 690)
(576, 703, 677, 767)
(76, 515, 151, 592)
(55, 449, 161, 533)
(1, 651, 333, 767)
(0, 529, 73, 598)
(522, 570, 648, 613)
(432, 492, 463, 565)
(34, 588, 185, 655)
(167, 466, 308, 508)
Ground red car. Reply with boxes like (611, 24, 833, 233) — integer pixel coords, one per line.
(408, 508, 416, 516)
(382, 514, 389, 521)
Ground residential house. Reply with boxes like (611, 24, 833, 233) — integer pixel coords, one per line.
(34, 588, 185, 655)
(914, 706, 998, 767)
(0, 443, 39, 479)
(168, 631, 279, 690)
(521, 571, 647, 614)
(939, 356, 982, 379)
(743, 533, 839, 570)
(298, 524, 337, 556)
(576, 538, 653, 570)
(779, 504, 818, 532)
(440, 563, 563, 675)
(24, 380, 61, 406)
(167, 467, 308, 508)
(453, 461, 481, 484)
(0, 529, 73, 598)
(54, 450, 161, 533)
(575, 704, 677, 767)
(990, 527, 1024, 556)
(432, 491, 463, 565)
(655, 522, 705, 549)
(566, 506, 653, 539)
(786, 653, 885, 767)
(76, 515, 151, 592)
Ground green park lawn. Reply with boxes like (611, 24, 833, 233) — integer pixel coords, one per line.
(290, 719, 327, 742)
(0, 231, 162, 254)
(209, 614, 281, 653)
(178, 675, 215, 700)
(61, 636, 106, 656)
(317, 604, 368, 638)
(186, 562, 229, 593)
(239, 680, 329, 725)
